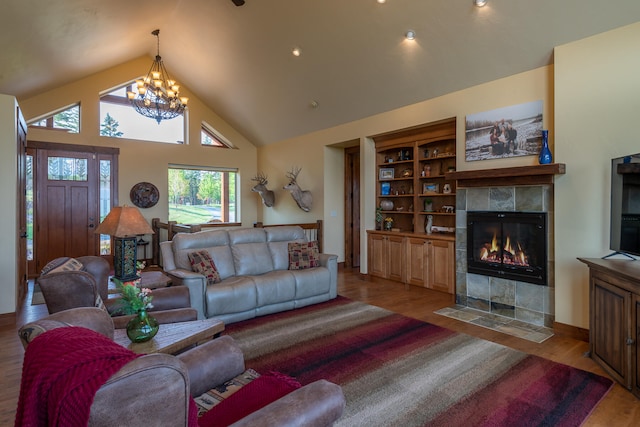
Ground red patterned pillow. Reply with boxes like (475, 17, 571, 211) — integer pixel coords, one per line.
(188, 250, 221, 285)
(288, 241, 320, 270)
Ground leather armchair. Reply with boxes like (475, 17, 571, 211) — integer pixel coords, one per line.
(18, 307, 346, 427)
(36, 256, 198, 327)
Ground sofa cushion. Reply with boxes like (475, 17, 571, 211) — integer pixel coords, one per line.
(293, 267, 331, 299)
(266, 226, 308, 270)
(288, 241, 320, 270)
(205, 276, 257, 317)
(188, 250, 221, 285)
(229, 229, 273, 276)
(172, 230, 231, 271)
(253, 271, 296, 306)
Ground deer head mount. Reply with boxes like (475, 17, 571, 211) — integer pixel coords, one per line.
(283, 167, 313, 212)
(251, 172, 275, 207)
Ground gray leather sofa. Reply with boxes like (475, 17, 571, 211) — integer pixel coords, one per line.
(160, 226, 338, 323)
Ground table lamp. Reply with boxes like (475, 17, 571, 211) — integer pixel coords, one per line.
(94, 205, 154, 281)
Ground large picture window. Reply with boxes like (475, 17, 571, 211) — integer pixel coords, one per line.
(168, 166, 238, 224)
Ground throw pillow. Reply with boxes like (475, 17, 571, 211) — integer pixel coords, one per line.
(41, 257, 83, 275)
(288, 241, 320, 270)
(188, 250, 221, 285)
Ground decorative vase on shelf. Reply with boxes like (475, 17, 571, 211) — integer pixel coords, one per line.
(538, 130, 552, 164)
(380, 200, 394, 211)
(126, 309, 159, 343)
(425, 215, 433, 234)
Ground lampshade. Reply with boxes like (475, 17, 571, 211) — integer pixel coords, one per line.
(94, 206, 154, 237)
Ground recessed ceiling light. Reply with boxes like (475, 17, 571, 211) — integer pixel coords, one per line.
(377, 0, 386, 4)
(292, 47, 301, 57)
(474, 0, 487, 7)
(405, 30, 416, 41)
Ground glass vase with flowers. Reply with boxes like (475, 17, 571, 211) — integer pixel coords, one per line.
(112, 262, 159, 343)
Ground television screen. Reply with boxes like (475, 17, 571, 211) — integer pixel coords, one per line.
(610, 153, 640, 257)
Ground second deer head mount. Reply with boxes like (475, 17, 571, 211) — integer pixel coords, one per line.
(251, 172, 275, 207)
(283, 167, 313, 212)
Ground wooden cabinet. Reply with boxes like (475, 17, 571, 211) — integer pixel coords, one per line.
(373, 117, 456, 235)
(406, 237, 427, 286)
(368, 232, 405, 282)
(579, 258, 640, 398)
(426, 238, 455, 294)
(369, 231, 455, 294)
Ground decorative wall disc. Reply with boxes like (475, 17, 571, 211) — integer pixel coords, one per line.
(130, 182, 159, 208)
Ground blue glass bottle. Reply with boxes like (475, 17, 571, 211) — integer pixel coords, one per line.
(538, 130, 552, 164)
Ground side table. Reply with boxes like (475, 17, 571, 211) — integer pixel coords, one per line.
(113, 318, 225, 355)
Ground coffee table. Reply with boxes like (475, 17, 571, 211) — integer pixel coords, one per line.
(113, 318, 225, 355)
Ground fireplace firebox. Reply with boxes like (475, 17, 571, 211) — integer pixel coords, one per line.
(467, 211, 547, 286)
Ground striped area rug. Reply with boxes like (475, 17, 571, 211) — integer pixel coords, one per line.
(224, 296, 613, 427)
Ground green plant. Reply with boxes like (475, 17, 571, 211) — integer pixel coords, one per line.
(375, 206, 383, 224)
(112, 279, 154, 315)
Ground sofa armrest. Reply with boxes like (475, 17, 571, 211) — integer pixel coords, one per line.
(230, 379, 345, 427)
(165, 270, 208, 319)
(18, 307, 115, 347)
(319, 253, 338, 299)
(318, 253, 338, 267)
(177, 335, 245, 397)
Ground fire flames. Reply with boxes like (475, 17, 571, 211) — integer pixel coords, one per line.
(479, 232, 529, 266)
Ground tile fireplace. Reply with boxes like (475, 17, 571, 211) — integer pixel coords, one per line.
(467, 211, 547, 286)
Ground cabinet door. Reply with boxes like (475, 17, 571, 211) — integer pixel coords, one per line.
(591, 277, 631, 389)
(368, 234, 387, 278)
(387, 235, 405, 282)
(406, 237, 427, 286)
(426, 239, 454, 294)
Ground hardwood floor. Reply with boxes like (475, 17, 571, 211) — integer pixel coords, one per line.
(1, 269, 638, 425)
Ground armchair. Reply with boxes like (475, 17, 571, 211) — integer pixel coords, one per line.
(17, 307, 345, 427)
(36, 256, 198, 327)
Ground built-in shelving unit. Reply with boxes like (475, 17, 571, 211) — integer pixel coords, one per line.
(367, 118, 456, 295)
(373, 117, 457, 235)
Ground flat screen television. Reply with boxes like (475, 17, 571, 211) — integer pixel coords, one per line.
(610, 153, 640, 257)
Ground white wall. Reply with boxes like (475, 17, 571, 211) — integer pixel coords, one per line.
(0, 95, 19, 314)
(554, 21, 640, 328)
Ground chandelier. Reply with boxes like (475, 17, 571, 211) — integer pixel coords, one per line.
(127, 29, 188, 124)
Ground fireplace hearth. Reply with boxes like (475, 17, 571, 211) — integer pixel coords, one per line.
(467, 211, 547, 286)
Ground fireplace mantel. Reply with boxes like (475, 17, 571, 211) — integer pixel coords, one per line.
(445, 163, 565, 187)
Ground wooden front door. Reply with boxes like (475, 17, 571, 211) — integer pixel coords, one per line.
(32, 144, 118, 272)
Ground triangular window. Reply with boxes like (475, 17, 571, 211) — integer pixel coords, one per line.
(28, 104, 80, 133)
(201, 122, 232, 148)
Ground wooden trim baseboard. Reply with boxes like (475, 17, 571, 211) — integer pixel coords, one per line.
(553, 321, 589, 342)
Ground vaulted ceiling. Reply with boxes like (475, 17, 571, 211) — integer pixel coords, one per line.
(1, 0, 639, 146)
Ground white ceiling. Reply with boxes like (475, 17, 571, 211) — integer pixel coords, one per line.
(1, 0, 640, 146)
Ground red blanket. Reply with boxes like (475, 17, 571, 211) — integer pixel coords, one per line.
(198, 371, 301, 427)
(14, 326, 143, 427)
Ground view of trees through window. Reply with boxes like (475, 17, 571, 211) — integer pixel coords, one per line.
(99, 85, 184, 144)
(168, 167, 237, 224)
(29, 105, 80, 133)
